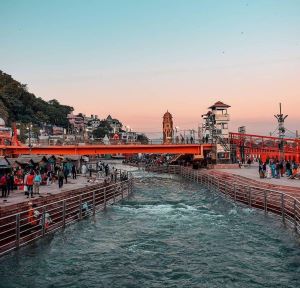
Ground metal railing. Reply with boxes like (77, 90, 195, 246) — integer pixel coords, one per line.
(0, 171, 134, 256)
(146, 165, 300, 234)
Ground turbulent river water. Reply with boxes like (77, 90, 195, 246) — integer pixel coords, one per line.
(1, 168, 300, 288)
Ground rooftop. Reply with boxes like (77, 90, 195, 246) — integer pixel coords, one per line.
(208, 101, 231, 109)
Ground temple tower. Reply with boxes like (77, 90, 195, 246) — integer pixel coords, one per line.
(163, 111, 174, 144)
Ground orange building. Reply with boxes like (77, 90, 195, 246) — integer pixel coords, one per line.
(163, 111, 174, 144)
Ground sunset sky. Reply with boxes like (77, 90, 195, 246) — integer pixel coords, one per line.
(1, 0, 299, 137)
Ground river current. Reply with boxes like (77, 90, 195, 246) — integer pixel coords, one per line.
(0, 168, 300, 288)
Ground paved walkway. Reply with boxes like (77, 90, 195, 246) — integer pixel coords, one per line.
(222, 165, 300, 189)
(0, 174, 105, 208)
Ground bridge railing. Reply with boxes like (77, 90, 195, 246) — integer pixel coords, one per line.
(147, 165, 300, 234)
(0, 172, 134, 257)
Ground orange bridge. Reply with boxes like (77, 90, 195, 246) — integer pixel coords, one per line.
(0, 144, 213, 156)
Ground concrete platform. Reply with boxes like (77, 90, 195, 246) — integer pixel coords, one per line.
(0, 174, 105, 210)
(222, 165, 300, 189)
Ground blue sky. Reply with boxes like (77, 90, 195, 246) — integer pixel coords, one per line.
(1, 0, 300, 134)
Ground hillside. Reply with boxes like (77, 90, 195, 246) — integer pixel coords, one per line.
(0, 70, 73, 128)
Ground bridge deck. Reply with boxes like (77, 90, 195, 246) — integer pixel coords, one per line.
(0, 144, 212, 156)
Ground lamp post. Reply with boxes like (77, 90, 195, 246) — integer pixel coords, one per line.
(175, 126, 180, 144)
(125, 125, 130, 143)
(27, 123, 33, 147)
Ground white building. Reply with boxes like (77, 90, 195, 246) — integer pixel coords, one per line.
(202, 101, 231, 161)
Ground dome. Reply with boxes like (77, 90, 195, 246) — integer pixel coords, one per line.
(0, 117, 5, 127)
(163, 111, 172, 118)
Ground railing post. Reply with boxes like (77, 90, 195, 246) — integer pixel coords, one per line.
(16, 214, 20, 248)
(294, 199, 297, 231)
(62, 200, 66, 228)
(93, 190, 96, 216)
(234, 183, 236, 202)
(104, 188, 107, 209)
(42, 207, 46, 237)
(121, 183, 124, 199)
(248, 187, 251, 207)
(281, 194, 285, 223)
(264, 191, 267, 214)
(113, 186, 116, 203)
(197, 172, 199, 183)
(79, 195, 82, 220)
(128, 180, 131, 196)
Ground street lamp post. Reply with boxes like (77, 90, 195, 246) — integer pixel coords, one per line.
(27, 123, 33, 147)
(175, 127, 179, 144)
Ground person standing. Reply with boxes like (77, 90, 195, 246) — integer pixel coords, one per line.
(58, 169, 64, 188)
(89, 164, 92, 177)
(63, 166, 69, 184)
(279, 161, 284, 177)
(6, 173, 11, 196)
(114, 168, 118, 182)
(266, 163, 272, 179)
(286, 161, 291, 177)
(105, 164, 109, 177)
(275, 161, 281, 179)
(9, 173, 14, 194)
(33, 171, 42, 195)
(46, 170, 52, 185)
(81, 164, 87, 177)
(26, 172, 35, 198)
(1, 174, 8, 198)
(23, 171, 29, 197)
(262, 162, 267, 178)
(71, 164, 77, 179)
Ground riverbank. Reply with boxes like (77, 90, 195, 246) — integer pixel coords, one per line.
(0, 170, 133, 256)
(0, 175, 106, 217)
(208, 167, 300, 201)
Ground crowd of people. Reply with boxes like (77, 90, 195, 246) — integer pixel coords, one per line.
(0, 172, 14, 198)
(0, 159, 128, 200)
(0, 163, 78, 199)
(258, 159, 300, 179)
(27, 201, 52, 231)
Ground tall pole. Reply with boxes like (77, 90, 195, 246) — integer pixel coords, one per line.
(274, 103, 288, 160)
(28, 123, 32, 147)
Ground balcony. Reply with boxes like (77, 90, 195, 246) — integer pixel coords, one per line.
(214, 114, 230, 121)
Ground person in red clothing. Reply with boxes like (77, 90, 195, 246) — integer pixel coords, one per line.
(26, 172, 35, 198)
(1, 174, 8, 198)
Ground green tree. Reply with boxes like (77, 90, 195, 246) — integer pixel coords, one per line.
(0, 70, 74, 128)
(93, 120, 113, 138)
(137, 134, 149, 144)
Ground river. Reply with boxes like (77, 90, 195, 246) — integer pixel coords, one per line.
(0, 168, 300, 288)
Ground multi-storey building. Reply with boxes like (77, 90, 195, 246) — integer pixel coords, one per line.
(163, 111, 174, 144)
(202, 101, 231, 161)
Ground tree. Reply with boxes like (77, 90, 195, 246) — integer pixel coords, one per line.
(0, 70, 74, 128)
(93, 120, 113, 139)
(137, 134, 149, 144)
